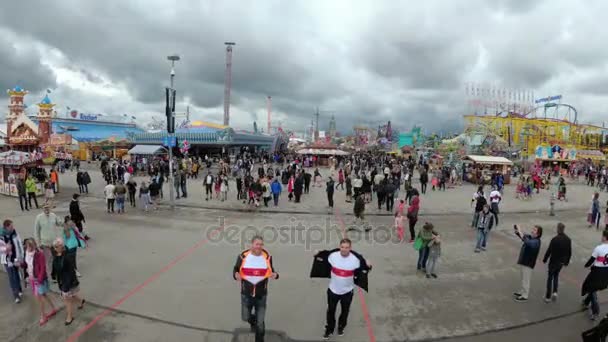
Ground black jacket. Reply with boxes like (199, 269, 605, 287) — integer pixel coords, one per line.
(516, 233, 541, 269)
(69, 200, 85, 222)
(233, 249, 278, 298)
(310, 249, 372, 292)
(52, 254, 79, 293)
(542, 233, 572, 266)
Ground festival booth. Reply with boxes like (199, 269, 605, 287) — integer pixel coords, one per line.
(462, 155, 513, 185)
(577, 150, 606, 164)
(534, 145, 577, 175)
(128, 145, 167, 174)
(0, 150, 46, 197)
(296, 147, 349, 167)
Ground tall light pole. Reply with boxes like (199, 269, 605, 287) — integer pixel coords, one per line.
(223, 42, 235, 126)
(167, 54, 180, 209)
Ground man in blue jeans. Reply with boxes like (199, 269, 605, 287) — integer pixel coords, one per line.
(233, 236, 278, 342)
(1, 219, 24, 303)
(474, 205, 494, 253)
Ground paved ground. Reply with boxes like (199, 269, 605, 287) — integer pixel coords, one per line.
(1, 166, 607, 342)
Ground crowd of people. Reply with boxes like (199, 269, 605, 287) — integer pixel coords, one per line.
(5, 151, 608, 341)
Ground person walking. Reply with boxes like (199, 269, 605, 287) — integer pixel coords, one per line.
(426, 231, 441, 279)
(294, 173, 304, 203)
(310, 238, 372, 340)
(270, 178, 282, 206)
(326, 177, 336, 208)
(76, 171, 85, 194)
(104, 182, 116, 213)
(415, 222, 436, 272)
(114, 180, 127, 214)
(221, 176, 229, 202)
(513, 224, 542, 302)
(127, 178, 137, 207)
(589, 192, 601, 229)
(345, 176, 353, 203)
(542, 222, 571, 303)
(419, 170, 428, 194)
(337, 169, 345, 190)
(26, 174, 40, 209)
(17, 175, 29, 211)
(261, 178, 271, 206)
(23, 238, 58, 326)
(180, 170, 188, 198)
(304, 170, 312, 194)
(385, 178, 396, 212)
(62, 217, 86, 278)
(352, 175, 362, 199)
(471, 186, 487, 228)
(52, 238, 85, 325)
(173, 171, 182, 199)
(1, 219, 24, 303)
(394, 211, 405, 242)
(69, 194, 89, 240)
(34, 205, 63, 275)
(50, 168, 59, 193)
(204, 172, 214, 201)
(489, 186, 502, 226)
(474, 204, 495, 253)
(582, 230, 608, 321)
(233, 236, 278, 342)
(149, 180, 160, 210)
(139, 181, 151, 211)
(350, 195, 369, 232)
(407, 195, 420, 243)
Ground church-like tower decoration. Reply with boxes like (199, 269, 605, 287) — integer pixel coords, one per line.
(36, 94, 54, 145)
(328, 115, 336, 138)
(6, 86, 28, 139)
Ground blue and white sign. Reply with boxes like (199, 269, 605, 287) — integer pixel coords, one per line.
(163, 136, 176, 147)
(535, 95, 562, 104)
(79, 113, 99, 121)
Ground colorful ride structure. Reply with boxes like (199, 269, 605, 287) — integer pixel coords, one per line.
(464, 99, 607, 159)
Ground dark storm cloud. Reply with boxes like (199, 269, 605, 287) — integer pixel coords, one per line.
(0, 31, 56, 95)
(1, 0, 607, 130)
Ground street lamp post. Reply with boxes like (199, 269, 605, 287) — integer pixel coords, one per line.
(167, 54, 180, 210)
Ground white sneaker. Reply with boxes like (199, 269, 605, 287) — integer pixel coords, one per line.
(552, 292, 558, 301)
(15, 297, 21, 304)
(76, 270, 82, 278)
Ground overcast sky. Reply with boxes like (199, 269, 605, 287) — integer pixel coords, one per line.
(1, 0, 608, 134)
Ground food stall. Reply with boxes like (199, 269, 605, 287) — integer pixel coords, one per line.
(463, 155, 513, 185)
(0, 150, 45, 197)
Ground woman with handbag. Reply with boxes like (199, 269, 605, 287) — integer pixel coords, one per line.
(62, 216, 86, 278)
(52, 238, 85, 325)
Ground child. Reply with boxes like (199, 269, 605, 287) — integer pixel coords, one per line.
(426, 232, 441, 279)
(220, 177, 229, 202)
(44, 181, 55, 206)
(394, 212, 405, 242)
(24, 238, 58, 325)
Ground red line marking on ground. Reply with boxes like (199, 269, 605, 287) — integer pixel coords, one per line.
(66, 224, 226, 342)
(334, 208, 377, 342)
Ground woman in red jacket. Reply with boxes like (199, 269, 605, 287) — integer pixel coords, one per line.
(24, 238, 58, 326)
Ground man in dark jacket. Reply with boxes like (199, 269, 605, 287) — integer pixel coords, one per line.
(304, 171, 312, 194)
(16, 176, 28, 211)
(233, 236, 278, 342)
(384, 179, 396, 212)
(294, 173, 304, 203)
(513, 224, 542, 302)
(419, 170, 428, 194)
(310, 238, 371, 340)
(542, 222, 571, 302)
(69, 194, 89, 239)
(326, 177, 335, 208)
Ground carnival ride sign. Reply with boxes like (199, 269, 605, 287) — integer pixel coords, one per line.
(535, 145, 576, 160)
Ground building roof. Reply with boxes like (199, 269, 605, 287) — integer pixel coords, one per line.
(128, 145, 167, 155)
(41, 94, 52, 104)
(464, 155, 513, 165)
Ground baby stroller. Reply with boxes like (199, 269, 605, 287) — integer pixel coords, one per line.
(582, 314, 608, 341)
